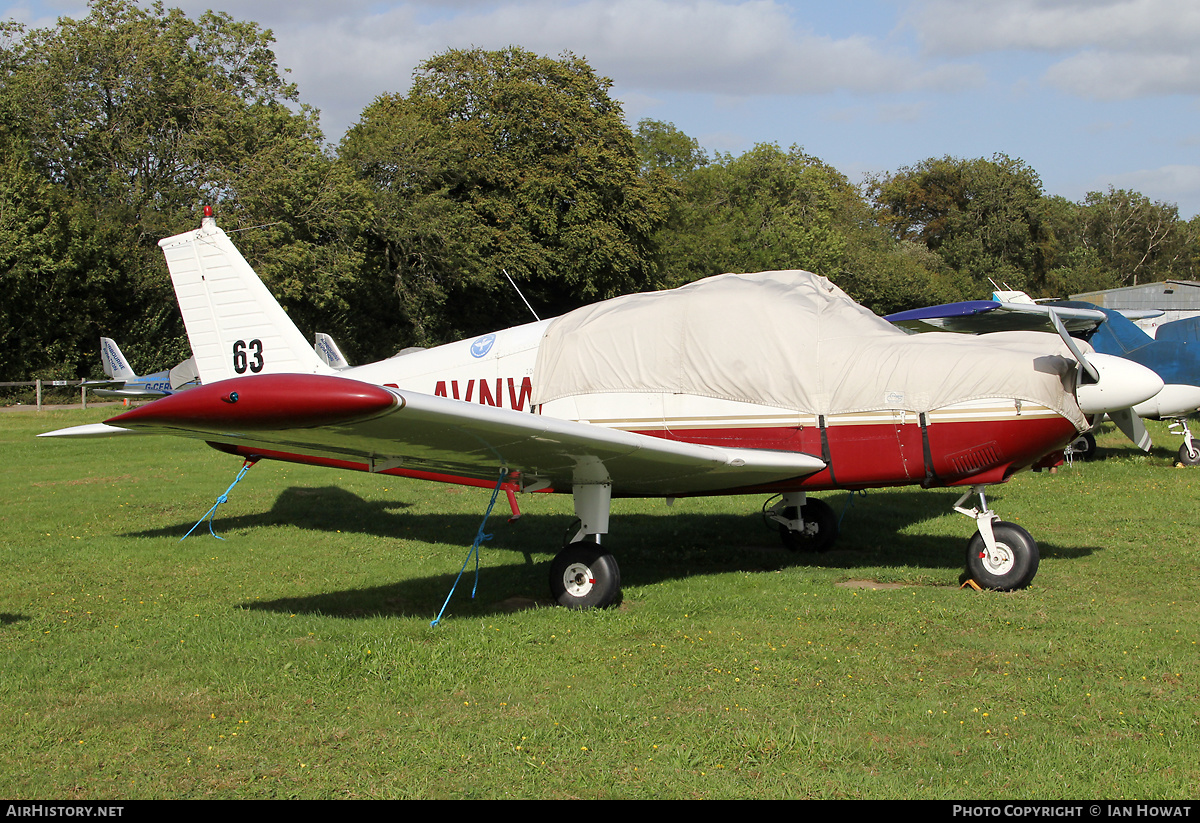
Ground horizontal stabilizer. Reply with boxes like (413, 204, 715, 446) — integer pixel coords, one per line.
(38, 423, 139, 438)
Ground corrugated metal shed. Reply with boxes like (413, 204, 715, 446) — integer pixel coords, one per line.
(1071, 281, 1200, 336)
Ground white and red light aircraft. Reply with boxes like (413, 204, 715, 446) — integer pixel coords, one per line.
(42, 210, 1164, 607)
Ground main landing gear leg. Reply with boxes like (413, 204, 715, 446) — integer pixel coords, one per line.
(955, 485, 1040, 591)
(1171, 418, 1200, 466)
(767, 492, 839, 553)
(549, 482, 622, 609)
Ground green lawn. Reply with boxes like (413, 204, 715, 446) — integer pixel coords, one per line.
(2, 409, 1197, 798)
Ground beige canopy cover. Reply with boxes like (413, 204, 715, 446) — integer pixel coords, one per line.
(532, 270, 1087, 429)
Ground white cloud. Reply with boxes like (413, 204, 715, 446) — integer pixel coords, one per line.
(247, 0, 986, 139)
(910, 0, 1200, 55)
(278, 0, 979, 96)
(906, 0, 1200, 100)
(1045, 51, 1200, 99)
(1102, 164, 1200, 211)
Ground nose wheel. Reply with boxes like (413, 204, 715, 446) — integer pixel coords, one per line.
(965, 521, 1039, 590)
(955, 486, 1040, 591)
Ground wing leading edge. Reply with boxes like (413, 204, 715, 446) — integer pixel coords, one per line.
(887, 300, 1108, 334)
(75, 373, 825, 496)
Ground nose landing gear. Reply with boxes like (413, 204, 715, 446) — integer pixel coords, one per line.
(955, 485, 1040, 591)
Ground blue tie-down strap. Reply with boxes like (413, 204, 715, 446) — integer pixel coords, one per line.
(181, 459, 258, 542)
(431, 468, 509, 627)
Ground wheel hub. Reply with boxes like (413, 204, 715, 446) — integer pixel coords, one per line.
(562, 562, 595, 597)
(979, 543, 1015, 575)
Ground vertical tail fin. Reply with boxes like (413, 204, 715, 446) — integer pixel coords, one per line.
(158, 214, 332, 384)
(1089, 308, 1154, 357)
(100, 338, 138, 381)
(314, 333, 352, 370)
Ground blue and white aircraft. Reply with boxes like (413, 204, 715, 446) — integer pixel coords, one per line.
(888, 293, 1200, 464)
(83, 338, 200, 399)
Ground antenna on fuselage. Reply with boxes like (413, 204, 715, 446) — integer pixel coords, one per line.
(502, 269, 541, 321)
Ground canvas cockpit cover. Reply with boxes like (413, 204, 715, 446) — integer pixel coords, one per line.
(532, 271, 1088, 429)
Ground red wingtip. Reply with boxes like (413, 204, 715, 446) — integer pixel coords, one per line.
(107, 374, 398, 431)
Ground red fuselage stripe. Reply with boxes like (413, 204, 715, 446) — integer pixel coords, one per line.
(209, 415, 1077, 496)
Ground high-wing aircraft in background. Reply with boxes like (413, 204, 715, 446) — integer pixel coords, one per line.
(888, 292, 1200, 465)
(42, 210, 1164, 608)
(82, 337, 201, 399)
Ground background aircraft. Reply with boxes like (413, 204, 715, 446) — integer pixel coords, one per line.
(83, 337, 200, 399)
(888, 294, 1200, 465)
(43, 211, 1163, 607)
(88, 333, 355, 400)
(314, 333, 352, 370)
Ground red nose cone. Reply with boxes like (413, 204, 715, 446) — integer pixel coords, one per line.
(107, 374, 398, 431)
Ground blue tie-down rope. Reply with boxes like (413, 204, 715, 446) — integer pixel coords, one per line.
(838, 488, 866, 528)
(431, 468, 509, 627)
(181, 459, 258, 542)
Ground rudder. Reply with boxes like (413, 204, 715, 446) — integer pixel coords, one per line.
(158, 213, 331, 384)
(100, 338, 138, 381)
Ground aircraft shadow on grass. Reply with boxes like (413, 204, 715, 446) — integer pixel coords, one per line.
(125, 485, 1100, 619)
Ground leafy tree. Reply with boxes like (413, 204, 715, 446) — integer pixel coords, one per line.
(1, 0, 302, 225)
(654, 143, 858, 283)
(0, 0, 358, 375)
(633, 133, 953, 314)
(1077, 187, 1193, 286)
(341, 47, 673, 347)
(869, 154, 1048, 294)
(634, 118, 709, 177)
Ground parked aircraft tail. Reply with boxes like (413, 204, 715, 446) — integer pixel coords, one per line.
(1088, 309, 1155, 357)
(314, 333, 352, 370)
(157, 209, 332, 385)
(1154, 316, 1200, 346)
(100, 338, 139, 381)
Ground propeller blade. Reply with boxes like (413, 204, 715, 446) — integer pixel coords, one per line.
(1109, 408, 1153, 452)
(1049, 308, 1100, 383)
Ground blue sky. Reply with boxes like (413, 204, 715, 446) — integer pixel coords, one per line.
(7, 0, 1200, 216)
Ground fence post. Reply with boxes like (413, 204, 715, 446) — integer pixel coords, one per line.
(81, 384, 87, 410)
(36, 379, 42, 411)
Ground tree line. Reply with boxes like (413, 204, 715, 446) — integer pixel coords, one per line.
(3, 0, 1197, 382)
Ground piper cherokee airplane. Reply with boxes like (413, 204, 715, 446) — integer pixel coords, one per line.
(82, 337, 201, 399)
(41, 209, 1164, 607)
(888, 292, 1200, 464)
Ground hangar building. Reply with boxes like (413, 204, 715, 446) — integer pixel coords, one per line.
(1072, 280, 1200, 336)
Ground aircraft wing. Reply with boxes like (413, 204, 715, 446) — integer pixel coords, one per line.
(887, 300, 1108, 334)
(88, 387, 172, 400)
(43, 374, 826, 496)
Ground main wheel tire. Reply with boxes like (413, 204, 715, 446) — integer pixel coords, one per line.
(779, 498, 839, 553)
(1178, 443, 1200, 466)
(965, 521, 1039, 591)
(549, 541, 621, 610)
(1070, 432, 1097, 461)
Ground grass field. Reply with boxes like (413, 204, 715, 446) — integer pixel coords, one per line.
(2, 409, 1197, 799)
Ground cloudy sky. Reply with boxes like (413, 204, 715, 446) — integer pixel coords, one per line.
(7, 0, 1200, 216)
